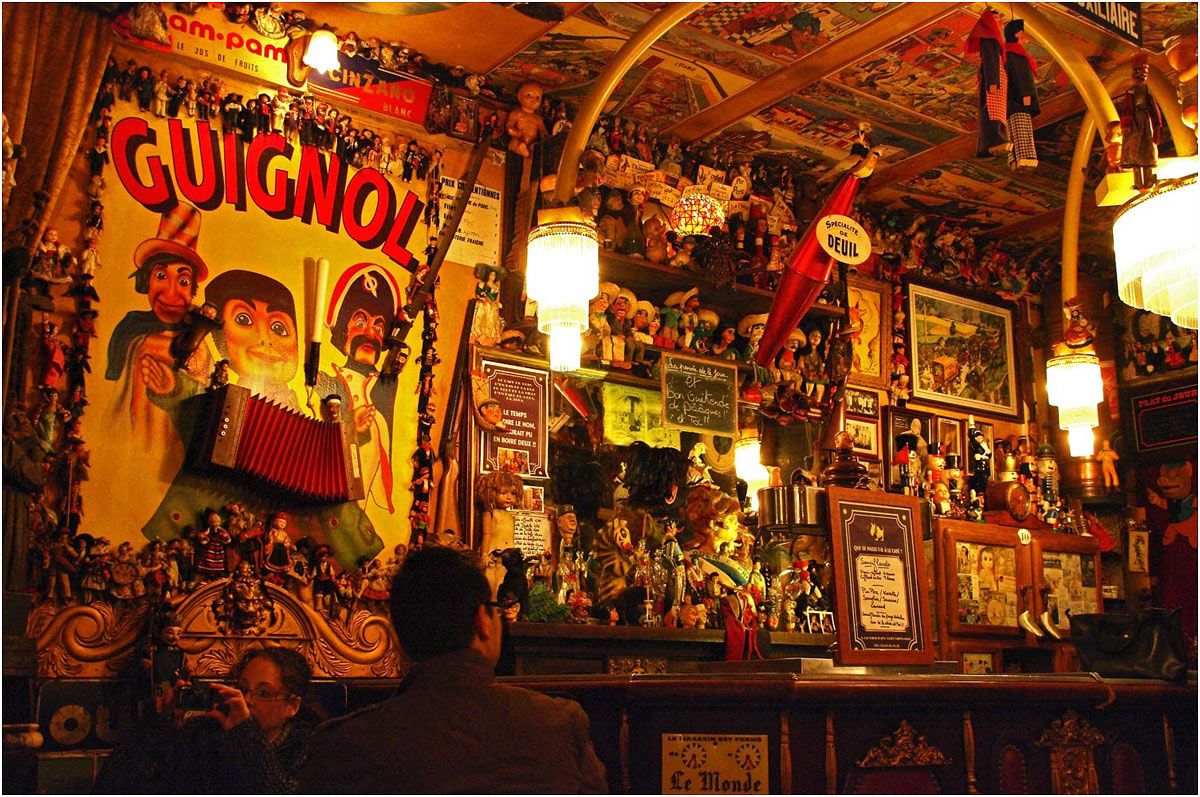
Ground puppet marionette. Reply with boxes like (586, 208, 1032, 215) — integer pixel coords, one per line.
(1003, 19, 1040, 170)
(965, 9, 1010, 157)
(1121, 54, 1163, 191)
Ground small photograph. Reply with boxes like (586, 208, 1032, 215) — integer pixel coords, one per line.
(523, 485, 545, 513)
(449, 92, 479, 141)
(497, 447, 530, 475)
(962, 653, 994, 675)
(845, 417, 880, 459)
(844, 386, 881, 419)
(936, 417, 964, 459)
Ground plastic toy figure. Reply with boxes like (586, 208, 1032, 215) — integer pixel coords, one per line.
(967, 423, 991, 498)
(193, 509, 231, 581)
(169, 301, 221, 369)
(505, 81, 548, 158)
(1096, 439, 1121, 490)
(207, 359, 230, 392)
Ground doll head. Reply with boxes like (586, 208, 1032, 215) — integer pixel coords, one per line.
(475, 470, 524, 511)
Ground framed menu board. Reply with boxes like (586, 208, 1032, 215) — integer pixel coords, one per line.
(826, 487, 935, 665)
(939, 521, 1026, 638)
(1032, 532, 1102, 639)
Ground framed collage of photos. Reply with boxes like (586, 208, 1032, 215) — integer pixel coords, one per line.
(843, 386, 881, 463)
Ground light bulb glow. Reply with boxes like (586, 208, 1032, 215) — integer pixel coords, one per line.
(734, 437, 772, 512)
(547, 327, 582, 373)
(302, 30, 341, 74)
(1045, 351, 1103, 413)
(1067, 426, 1095, 458)
(1113, 174, 1200, 329)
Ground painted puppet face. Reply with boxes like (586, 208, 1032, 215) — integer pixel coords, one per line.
(221, 299, 298, 384)
(148, 260, 197, 324)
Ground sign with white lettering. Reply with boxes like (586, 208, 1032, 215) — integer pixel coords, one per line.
(1060, 2, 1142, 47)
(817, 214, 871, 266)
(1128, 381, 1198, 457)
(662, 734, 769, 794)
(826, 487, 934, 665)
(438, 176, 502, 268)
(661, 353, 738, 436)
(478, 357, 549, 479)
(308, 52, 432, 125)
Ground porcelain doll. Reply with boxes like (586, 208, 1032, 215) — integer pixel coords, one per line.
(469, 263, 505, 346)
(505, 81, 548, 158)
(476, 470, 524, 591)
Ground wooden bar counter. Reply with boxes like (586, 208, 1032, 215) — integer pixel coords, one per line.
(504, 668, 1197, 795)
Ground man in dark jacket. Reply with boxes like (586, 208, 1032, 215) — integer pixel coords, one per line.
(298, 547, 608, 793)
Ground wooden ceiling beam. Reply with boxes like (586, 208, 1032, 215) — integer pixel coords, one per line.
(662, 2, 964, 142)
(981, 193, 1097, 241)
(865, 89, 1088, 194)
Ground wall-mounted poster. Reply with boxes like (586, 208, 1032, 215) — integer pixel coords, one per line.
(845, 275, 891, 389)
(826, 487, 935, 665)
(907, 282, 1020, 419)
(477, 355, 550, 479)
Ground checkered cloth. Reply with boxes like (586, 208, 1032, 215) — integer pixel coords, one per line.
(1007, 112, 1038, 169)
(985, 67, 1008, 124)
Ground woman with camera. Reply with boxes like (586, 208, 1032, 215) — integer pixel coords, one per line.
(96, 646, 315, 794)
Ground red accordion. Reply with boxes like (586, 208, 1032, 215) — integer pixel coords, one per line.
(195, 384, 365, 502)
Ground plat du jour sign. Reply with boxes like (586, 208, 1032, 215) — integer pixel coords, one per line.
(662, 733, 769, 794)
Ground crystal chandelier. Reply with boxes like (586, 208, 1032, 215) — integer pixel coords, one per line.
(1045, 345, 1103, 457)
(525, 219, 599, 372)
(1113, 172, 1199, 329)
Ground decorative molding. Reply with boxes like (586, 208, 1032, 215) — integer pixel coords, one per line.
(27, 578, 401, 680)
(1037, 709, 1105, 795)
(606, 655, 666, 675)
(962, 711, 978, 794)
(858, 720, 949, 768)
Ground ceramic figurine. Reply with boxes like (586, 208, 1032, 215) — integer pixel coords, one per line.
(469, 263, 505, 346)
(505, 81, 548, 158)
(800, 326, 829, 404)
(1096, 439, 1121, 490)
(967, 421, 991, 498)
(193, 509, 231, 580)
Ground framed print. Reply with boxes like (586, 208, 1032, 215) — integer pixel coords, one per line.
(961, 652, 997, 675)
(845, 417, 880, 460)
(449, 92, 480, 141)
(940, 521, 1025, 638)
(884, 406, 933, 492)
(843, 386, 880, 419)
(1128, 529, 1149, 573)
(935, 417, 964, 461)
(846, 275, 892, 389)
(907, 282, 1021, 419)
(826, 487, 935, 665)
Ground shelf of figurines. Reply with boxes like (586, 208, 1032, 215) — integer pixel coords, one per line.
(598, 249, 846, 328)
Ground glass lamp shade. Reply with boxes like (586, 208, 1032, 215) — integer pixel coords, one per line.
(1046, 348, 1102, 458)
(1067, 426, 1096, 458)
(734, 437, 772, 512)
(526, 221, 599, 372)
(1113, 174, 1199, 329)
(302, 30, 341, 74)
(668, 189, 725, 237)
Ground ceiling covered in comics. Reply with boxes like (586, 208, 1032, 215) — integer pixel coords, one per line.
(469, 1, 1196, 257)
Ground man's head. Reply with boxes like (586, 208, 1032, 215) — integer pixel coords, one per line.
(330, 270, 395, 367)
(389, 547, 501, 665)
(204, 270, 298, 385)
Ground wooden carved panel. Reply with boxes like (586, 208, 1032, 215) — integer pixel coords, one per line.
(606, 655, 666, 675)
(1036, 710, 1105, 795)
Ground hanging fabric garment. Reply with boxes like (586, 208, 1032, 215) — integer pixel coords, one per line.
(966, 10, 1010, 157)
(1004, 19, 1041, 169)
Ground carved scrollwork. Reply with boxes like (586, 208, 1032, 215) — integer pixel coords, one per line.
(27, 601, 148, 678)
(858, 720, 950, 768)
(606, 656, 667, 675)
(1036, 709, 1105, 751)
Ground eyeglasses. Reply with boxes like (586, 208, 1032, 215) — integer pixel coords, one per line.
(484, 596, 518, 611)
(232, 683, 292, 702)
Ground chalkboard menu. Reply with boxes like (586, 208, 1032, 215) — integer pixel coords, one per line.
(826, 487, 935, 665)
(1130, 382, 1198, 457)
(661, 353, 738, 436)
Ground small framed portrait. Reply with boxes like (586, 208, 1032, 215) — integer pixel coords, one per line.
(497, 447, 530, 475)
(449, 92, 480, 142)
(845, 275, 892, 389)
(884, 406, 933, 492)
(936, 417, 964, 460)
(845, 417, 880, 460)
(843, 386, 881, 419)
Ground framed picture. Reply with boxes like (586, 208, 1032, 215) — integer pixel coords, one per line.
(1128, 529, 1149, 573)
(1033, 532, 1102, 638)
(826, 487, 935, 665)
(843, 386, 880, 419)
(846, 275, 892, 389)
(961, 652, 998, 675)
(940, 521, 1025, 638)
(884, 406, 933, 492)
(449, 92, 479, 141)
(845, 417, 880, 460)
(935, 417, 964, 461)
(906, 281, 1021, 419)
